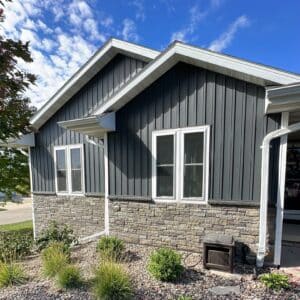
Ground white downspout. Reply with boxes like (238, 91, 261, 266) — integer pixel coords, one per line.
(83, 135, 109, 239)
(257, 121, 300, 267)
(103, 133, 109, 235)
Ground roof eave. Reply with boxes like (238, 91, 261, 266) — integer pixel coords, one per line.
(94, 43, 300, 115)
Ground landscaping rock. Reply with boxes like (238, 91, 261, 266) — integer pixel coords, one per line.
(0, 241, 298, 299)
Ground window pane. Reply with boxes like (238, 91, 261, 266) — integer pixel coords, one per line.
(184, 165, 203, 198)
(157, 135, 174, 165)
(56, 149, 66, 170)
(184, 132, 203, 164)
(57, 170, 67, 192)
(71, 148, 81, 169)
(71, 170, 82, 192)
(157, 166, 173, 197)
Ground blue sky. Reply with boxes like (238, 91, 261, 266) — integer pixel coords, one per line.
(1, 0, 300, 108)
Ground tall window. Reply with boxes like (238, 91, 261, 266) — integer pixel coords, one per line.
(152, 126, 209, 202)
(54, 145, 84, 195)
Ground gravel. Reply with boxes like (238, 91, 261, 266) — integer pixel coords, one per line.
(0, 242, 299, 300)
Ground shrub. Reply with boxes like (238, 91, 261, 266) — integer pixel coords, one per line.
(0, 262, 26, 287)
(259, 273, 290, 291)
(41, 242, 69, 278)
(147, 248, 183, 282)
(36, 221, 77, 251)
(0, 221, 33, 261)
(56, 265, 82, 289)
(93, 261, 133, 300)
(96, 236, 125, 261)
(177, 296, 192, 300)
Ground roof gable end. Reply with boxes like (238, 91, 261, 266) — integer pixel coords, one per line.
(94, 42, 300, 115)
(31, 38, 160, 130)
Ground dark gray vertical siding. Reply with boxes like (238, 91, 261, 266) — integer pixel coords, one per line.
(31, 54, 146, 193)
(108, 62, 281, 202)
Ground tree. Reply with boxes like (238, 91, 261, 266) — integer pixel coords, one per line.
(0, 148, 30, 198)
(0, 0, 36, 199)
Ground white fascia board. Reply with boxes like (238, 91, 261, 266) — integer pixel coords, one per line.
(0, 133, 35, 148)
(265, 83, 300, 113)
(267, 83, 300, 99)
(31, 39, 160, 130)
(95, 42, 300, 116)
(57, 113, 115, 138)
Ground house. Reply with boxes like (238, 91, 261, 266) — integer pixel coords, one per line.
(7, 38, 300, 267)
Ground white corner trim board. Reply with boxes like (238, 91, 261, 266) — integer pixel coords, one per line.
(257, 119, 300, 267)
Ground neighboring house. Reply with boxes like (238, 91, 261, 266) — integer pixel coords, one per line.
(6, 38, 300, 267)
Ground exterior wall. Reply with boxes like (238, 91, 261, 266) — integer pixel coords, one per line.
(109, 199, 260, 259)
(33, 195, 105, 238)
(31, 54, 147, 194)
(108, 62, 281, 202)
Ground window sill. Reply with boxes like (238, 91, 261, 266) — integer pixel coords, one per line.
(56, 192, 86, 197)
(153, 198, 208, 205)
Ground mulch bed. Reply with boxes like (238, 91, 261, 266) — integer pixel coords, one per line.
(0, 241, 299, 300)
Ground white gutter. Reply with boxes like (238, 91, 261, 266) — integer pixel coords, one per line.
(257, 120, 300, 267)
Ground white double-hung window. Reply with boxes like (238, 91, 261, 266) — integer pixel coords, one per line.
(54, 144, 85, 195)
(152, 126, 210, 203)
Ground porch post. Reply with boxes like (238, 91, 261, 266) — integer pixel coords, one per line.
(274, 112, 289, 265)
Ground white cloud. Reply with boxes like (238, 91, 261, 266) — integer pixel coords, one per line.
(209, 15, 249, 52)
(170, 4, 206, 42)
(1, 0, 107, 108)
(130, 0, 145, 21)
(121, 18, 139, 42)
(101, 17, 113, 28)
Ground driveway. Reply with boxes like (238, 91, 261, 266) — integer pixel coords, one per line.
(0, 198, 32, 225)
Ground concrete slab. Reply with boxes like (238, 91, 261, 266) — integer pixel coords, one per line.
(209, 285, 240, 296)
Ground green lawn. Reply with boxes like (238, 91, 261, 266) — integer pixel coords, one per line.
(0, 220, 33, 231)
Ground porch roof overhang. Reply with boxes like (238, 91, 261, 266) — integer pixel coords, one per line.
(266, 83, 300, 113)
(57, 112, 115, 138)
(0, 133, 35, 148)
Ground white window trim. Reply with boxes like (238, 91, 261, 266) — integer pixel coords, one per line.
(54, 144, 85, 196)
(152, 125, 210, 204)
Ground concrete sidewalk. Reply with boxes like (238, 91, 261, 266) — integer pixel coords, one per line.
(0, 198, 32, 225)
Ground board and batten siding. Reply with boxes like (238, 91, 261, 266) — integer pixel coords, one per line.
(108, 62, 281, 202)
(31, 54, 147, 194)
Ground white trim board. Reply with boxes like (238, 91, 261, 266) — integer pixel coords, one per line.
(95, 42, 300, 116)
(31, 39, 159, 130)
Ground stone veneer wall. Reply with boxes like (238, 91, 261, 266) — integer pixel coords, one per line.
(33, 195, 105, 238)
(110, 200, 264, 261)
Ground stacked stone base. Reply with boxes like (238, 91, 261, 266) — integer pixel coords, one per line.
(109, 200, 261, 261)
(33, 195, 105, 238)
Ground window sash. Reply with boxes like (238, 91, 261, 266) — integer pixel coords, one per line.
(54, 145, 84, 195)
(153, 132, 176, 199)
(181, 130, 205, 200)
(152, 126, 209, 203)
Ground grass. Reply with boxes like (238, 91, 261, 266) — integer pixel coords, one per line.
(0, 221, 33, 232)
(0, 262, 27, 288)
(41, 242, 70, 278)
(93, 261, 133, 300)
